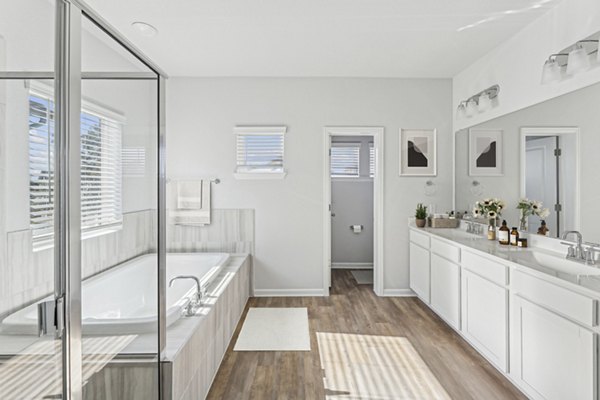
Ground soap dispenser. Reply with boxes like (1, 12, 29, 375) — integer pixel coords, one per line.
(498, 220, 509, 245)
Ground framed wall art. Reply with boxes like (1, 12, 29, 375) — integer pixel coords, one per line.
(399, 128, 437, 176)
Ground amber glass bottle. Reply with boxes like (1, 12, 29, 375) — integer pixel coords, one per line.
(510, 227, 519, 246)
(498, 220, 510, 245)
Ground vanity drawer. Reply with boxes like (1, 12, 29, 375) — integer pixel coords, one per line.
(431, 238, 460, 264)
(462, 251, 507, 286)
(410, 229, 430, 249)
(513, 270, 597, 327)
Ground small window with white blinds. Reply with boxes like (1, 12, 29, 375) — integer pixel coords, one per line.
(29, 89, 123, 244)
(331, 143, 360, 177)
(369, 143, 375, 178)
(234, 126, 286, 178)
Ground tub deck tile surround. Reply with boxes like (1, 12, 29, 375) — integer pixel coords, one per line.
(169, 254, 251, 400)
(207, 269, 527, 400)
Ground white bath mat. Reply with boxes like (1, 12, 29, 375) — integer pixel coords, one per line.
(317, 332, 451, 399)
(234, 307, 310, 351)
(351, 270, 374, 285)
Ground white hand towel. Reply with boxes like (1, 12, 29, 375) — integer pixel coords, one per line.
(176, 180, 202, 210)
(169, 179, 212, 225)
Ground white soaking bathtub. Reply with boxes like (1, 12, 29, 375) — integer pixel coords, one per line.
(0, 252, 230, 335)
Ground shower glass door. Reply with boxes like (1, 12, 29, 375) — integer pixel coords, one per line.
(0, 1, 166, 398)
(79, 13, 161, 399)
(0, 0, 64, 399)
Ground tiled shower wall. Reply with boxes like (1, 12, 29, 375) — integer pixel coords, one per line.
(0, 209, 156, 317)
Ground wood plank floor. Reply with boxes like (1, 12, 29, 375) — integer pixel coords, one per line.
(207, 269, 526, 400)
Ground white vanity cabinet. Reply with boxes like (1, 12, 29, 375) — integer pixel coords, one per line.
(510, 270, 598, 400)
(430, 238, 461, 329)
(460, 250, 508, 371)
(409, 230, 430, 303)
(408, 226, 600, 400)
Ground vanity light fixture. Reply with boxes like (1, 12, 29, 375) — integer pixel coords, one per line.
(543, 37, 599, 83)
(566, 43, 592, 75)
(477, 92, 491, 112)
(456, 102, 467, 119)
(456, 85, 500, 118)
(465, 99, 478, 117)
(541, 54, 567, 84)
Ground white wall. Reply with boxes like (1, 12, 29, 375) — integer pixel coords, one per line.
(453, 0, 600, 132)
(166, 77, 453, 293)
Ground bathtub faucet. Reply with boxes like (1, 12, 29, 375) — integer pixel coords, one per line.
(169, 275, 205, 315)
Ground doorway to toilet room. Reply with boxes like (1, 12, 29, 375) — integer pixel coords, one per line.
(323, 127, 384, 295)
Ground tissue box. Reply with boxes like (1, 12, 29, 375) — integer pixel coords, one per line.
(430, 218, 459, 228)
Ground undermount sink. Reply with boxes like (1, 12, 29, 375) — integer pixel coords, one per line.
(515, 251, 600, 276)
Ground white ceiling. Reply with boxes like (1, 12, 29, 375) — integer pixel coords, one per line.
(85, 0, 561, 78)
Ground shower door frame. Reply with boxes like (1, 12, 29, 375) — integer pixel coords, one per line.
(0, 1, 168, 399)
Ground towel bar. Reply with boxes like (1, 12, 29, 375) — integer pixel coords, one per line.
(167, 177, 220, 184)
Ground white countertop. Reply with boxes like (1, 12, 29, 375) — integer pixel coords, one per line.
(410, 224, 600, 297)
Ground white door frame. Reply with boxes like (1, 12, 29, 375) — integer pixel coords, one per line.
(323, 126, 384, 296)
(519, 127, 580, 233)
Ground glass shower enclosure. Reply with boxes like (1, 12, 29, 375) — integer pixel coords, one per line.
(0, 1, 167, 399)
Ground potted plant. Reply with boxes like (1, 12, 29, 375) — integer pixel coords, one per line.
(415, 203, 428, 228)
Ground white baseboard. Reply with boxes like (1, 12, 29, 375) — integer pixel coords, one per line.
(253, 288, 325, 297)
(382, 289, 416, 297)
(331, 262, 374, 270)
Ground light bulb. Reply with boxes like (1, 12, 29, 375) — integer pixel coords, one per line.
(478, 93, 491, 112)
(566, 44, 591, 76)
(541, 58, 562, 84)
(465, 99, 477, 117)
(456, 103, 466, 119)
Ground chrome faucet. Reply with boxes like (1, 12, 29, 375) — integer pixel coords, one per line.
(560, 230, 598, 265)
(464, 221, 483, 235)
(169, 275, 205, 315)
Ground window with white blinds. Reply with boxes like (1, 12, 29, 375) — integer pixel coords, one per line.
(121, 147, 146, 178)
(331, 143, 360, 177)
(234, 126, 286, 174)
(29, 90, 123, 242)
(369, 143, 375, 178)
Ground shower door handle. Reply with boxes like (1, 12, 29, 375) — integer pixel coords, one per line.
(37, 299, 57, 337)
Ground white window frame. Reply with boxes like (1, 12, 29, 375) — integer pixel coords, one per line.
(29, 82, 124, 250)
(233, 126, 287, 179)
(330, 142, 361, 178)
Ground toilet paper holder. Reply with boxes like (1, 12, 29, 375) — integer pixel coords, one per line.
(349, 225, 364, 231)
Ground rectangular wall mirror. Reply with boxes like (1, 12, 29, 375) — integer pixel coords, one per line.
(454, 80, 600, 243)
